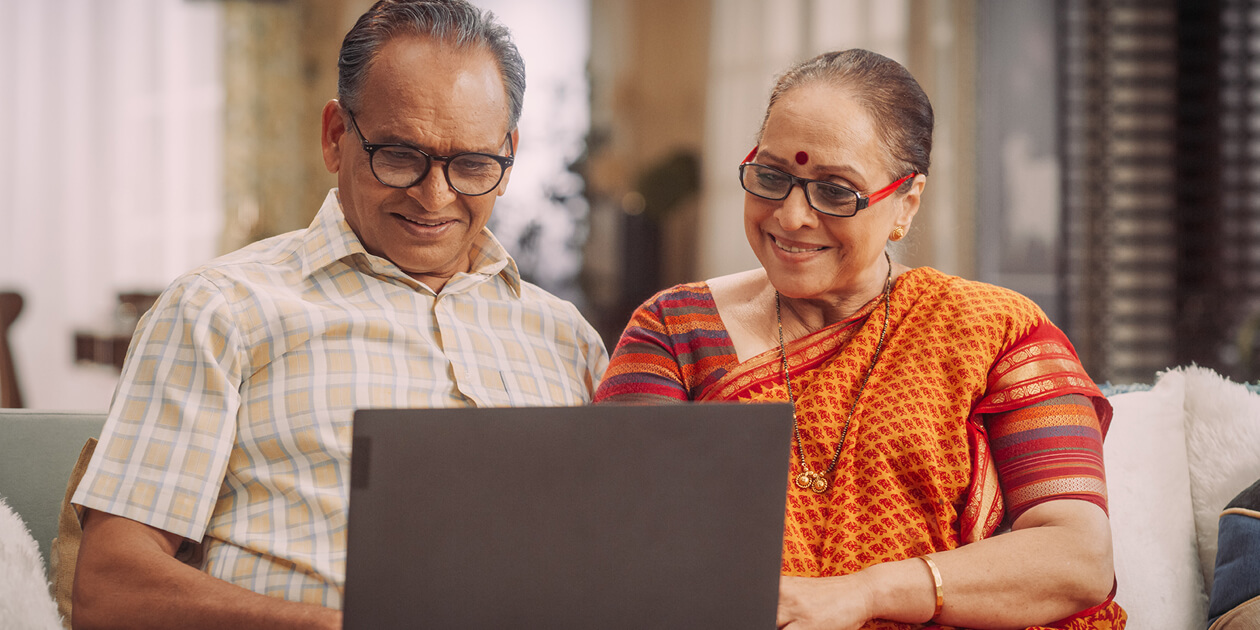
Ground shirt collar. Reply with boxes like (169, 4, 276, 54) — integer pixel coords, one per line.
(463, 228, 522, 297)
(297, 190, 370, 279)
(298, 189, 522, 297)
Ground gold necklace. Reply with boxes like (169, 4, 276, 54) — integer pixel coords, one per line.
(776, 251, 893, 494)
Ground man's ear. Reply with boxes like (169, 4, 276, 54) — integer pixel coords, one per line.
(496, 128, 520, 197)
(321, 100, 346, 174)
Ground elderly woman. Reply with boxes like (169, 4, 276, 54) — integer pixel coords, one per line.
(594, 49, 1124, 629)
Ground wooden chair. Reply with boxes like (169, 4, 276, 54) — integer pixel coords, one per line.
(0, 291, 23, 408)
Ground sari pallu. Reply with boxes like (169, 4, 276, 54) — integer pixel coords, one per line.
(697, 269, 1125, 629)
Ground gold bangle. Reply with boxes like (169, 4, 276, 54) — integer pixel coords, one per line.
(920, 555, 944, 620)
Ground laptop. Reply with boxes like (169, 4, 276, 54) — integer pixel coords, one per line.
(343, 402, 793, 629)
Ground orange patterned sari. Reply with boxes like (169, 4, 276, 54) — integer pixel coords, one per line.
(697, 269, 1125, 630)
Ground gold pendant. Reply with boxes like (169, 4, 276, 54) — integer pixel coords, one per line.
(810, 475, 830, 494)
(795, 469, 830, 493)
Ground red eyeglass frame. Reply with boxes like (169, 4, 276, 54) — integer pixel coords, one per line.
(741, 146, 916, 211)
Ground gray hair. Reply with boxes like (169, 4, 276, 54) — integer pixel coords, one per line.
(758, 49, 933, 188)
(338, 0, 526, 131)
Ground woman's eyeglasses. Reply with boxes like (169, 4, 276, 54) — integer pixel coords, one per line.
(738, 153, 916, 217)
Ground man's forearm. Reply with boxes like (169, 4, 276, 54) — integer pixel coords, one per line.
(73, 510, 341, 630)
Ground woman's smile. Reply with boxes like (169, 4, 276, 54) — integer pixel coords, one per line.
(770, 234, 827, 254)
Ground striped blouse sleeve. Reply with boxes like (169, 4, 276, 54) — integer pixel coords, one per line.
(593, 295, 690, 404)
(987, 393, 1110, 524)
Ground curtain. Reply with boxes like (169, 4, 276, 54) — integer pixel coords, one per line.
(0, 0, 224, 408)
(1059, 0, 1260, 383)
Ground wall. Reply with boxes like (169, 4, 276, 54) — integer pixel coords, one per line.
(975, 0, 1061, 322)
(221, 0, 369, 251)
(585, 0, 712, 341)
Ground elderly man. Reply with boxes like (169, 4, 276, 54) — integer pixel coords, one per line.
(70, 1, 607, 628)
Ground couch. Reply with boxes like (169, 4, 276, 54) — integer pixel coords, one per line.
(0, 411, 104, 629)
(0, 368, 1256, 628)
(1104, 366, 1260, 628)
(0, 411, 106, 571)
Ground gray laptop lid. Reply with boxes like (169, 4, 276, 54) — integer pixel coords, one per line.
(344, 403, 792, 629)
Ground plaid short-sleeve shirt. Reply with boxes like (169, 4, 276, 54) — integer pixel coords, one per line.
(72, 189, 608, 608)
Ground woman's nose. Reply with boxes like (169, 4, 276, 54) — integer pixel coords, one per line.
(775, 186, 816, 231)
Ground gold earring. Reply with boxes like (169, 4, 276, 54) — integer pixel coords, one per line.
(890, 225, 906, 241)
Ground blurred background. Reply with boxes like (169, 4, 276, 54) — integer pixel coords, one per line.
(1, 0, 1258, 410)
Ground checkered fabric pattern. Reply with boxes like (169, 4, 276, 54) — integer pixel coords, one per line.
(72, 189, 608, 608)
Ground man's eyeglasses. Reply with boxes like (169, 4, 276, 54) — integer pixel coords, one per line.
(738, 149, 916, 217)
(345, 108, 515, 196)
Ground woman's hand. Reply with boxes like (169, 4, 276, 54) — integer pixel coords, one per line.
(775, 500, 1115, 629)
(777, 559, 940, 629)
(777, 574, 876, 630)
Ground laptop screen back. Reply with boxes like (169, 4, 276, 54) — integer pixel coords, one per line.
(344, 403, 792, 629)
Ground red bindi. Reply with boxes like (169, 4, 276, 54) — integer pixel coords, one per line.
(795, 151, 809, 165)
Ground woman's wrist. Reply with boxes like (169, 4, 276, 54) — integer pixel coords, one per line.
(919, 555, 945, 620)
(858, 558, 940, 624)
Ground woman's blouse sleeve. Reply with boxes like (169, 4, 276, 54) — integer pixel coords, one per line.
(987, 393, 1110, 524)
(593, 296, 691, 404)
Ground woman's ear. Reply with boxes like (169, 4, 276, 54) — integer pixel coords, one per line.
(895, 174, 926, 232)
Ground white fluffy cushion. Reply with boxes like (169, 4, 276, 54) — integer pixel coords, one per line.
(0, 497, 62, 629)
(1181, 365, 1260, 592)
(1104, 370, 1208, 628)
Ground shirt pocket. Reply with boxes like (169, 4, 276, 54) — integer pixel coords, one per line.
(498, 369, 575, 407)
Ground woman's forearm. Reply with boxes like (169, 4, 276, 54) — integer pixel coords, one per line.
(862, 499, 1115, 628)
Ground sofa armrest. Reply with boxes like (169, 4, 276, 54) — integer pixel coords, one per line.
(0, 410, 107, 574)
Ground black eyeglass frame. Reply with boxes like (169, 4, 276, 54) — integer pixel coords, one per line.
(344, 107, 515, 196)
(738, 162, 917, 218)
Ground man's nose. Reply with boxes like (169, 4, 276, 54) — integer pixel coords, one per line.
(407, 162, 458, 209)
